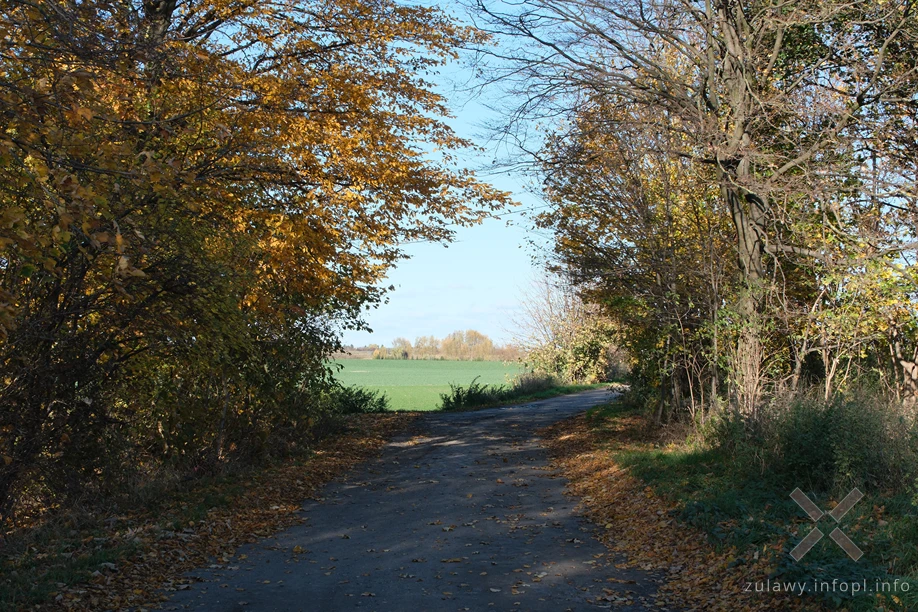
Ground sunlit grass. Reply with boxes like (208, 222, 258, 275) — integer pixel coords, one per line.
(332, 359, 526, 411)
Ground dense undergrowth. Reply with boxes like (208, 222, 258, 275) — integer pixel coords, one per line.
(0, 388, 399, 612)
(5, 382, 389, 524)
(592, 389, 918, 610)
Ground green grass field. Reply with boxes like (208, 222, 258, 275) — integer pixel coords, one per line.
(332, 359, 526, 411)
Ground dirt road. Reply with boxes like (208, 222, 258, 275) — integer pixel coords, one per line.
(165, 390, 662, 611)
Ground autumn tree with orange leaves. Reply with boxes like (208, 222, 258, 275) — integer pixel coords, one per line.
(0, 0, 506, 518)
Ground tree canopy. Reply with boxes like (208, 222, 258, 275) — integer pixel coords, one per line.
(475, 0, 918, 418)
(0, 0, 506, 518)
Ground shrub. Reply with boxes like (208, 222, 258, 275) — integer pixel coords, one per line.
(330, 385, 390, 415)
(438, 372, 563, 411)
(510, 372, 559, 395)
(526, 319, 623, 384)
(707, 389, 918, 494)
(439, 377, 502, 411)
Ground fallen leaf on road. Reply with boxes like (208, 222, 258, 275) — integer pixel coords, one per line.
(14, 414, 417, 612)
(539, 413, 818, 612)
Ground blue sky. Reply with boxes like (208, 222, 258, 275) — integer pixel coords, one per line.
(341, 64, 548, 347)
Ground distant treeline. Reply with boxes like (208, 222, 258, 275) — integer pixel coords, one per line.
(342, 330, 521, 361)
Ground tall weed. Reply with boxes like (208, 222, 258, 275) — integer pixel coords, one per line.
(707, 389, 918, 494)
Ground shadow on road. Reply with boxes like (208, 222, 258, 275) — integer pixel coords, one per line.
(166, 389, 665, 611)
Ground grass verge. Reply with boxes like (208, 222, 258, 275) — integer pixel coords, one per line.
(437, 382, 609, 411)
(438, 372, 625, 412)
(539, 400, 917, 611)
(1, 412, 417, 612)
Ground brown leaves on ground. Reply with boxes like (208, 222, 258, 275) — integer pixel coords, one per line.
(24, 413, 417, 611)
(539, 412, 818, 611)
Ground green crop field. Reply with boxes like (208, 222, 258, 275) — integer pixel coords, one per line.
(332, 359, 526, 411)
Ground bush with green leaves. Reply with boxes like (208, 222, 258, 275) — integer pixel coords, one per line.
(438, 372, 563, 411)
(330, 385, 390, 415)
(439, 377, 501, 411)
(706, 389, 918, 495)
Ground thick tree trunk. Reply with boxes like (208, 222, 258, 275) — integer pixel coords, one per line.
(720, 164, 767, 416)
(715, 0, 768, 416)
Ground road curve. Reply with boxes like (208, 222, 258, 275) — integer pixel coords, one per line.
(165, 389, 662, 611)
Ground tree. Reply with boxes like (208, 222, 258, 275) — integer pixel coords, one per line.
(391, 337, 413, 359)
(464, 330, 495, 360)
(475, 0, 918, 412)
(434, 330, 499, 360)
(413, 335, 441, 359)
(512, 273, 621, 384)
(440, 331, 467, 360)
(534, 104, 734, 416)
(0, 0, 506, 517)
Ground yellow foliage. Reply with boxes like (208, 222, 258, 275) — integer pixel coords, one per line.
(0, 0, 507, 516)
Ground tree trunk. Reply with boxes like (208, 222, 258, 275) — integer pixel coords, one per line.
(892, 327, 918, 401)
(720, 168, 767, 416)
(215, 376, 230, 461)
(715, 0, 767, 416)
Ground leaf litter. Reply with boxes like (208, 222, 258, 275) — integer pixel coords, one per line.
(538, 412, 820, 611)
(8, 413, 416, 611)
